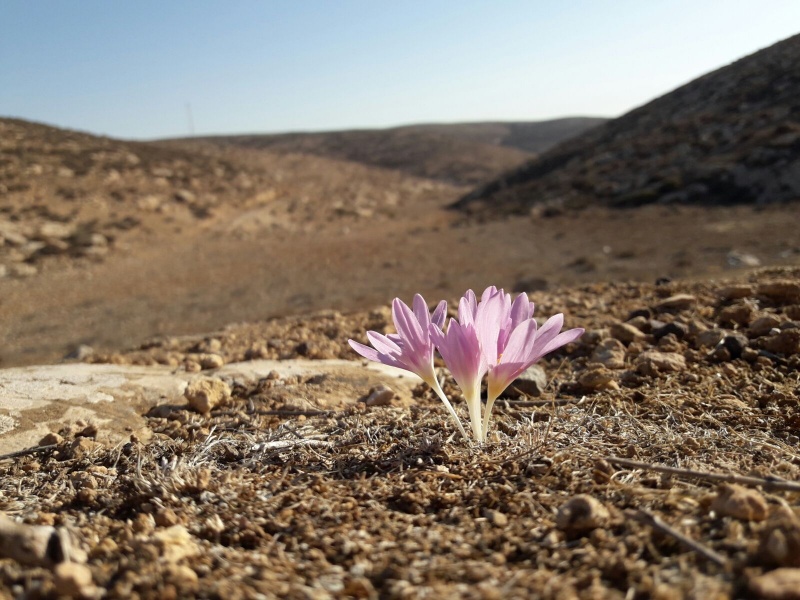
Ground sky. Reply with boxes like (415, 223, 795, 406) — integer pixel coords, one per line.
(1, 1, 799, 140)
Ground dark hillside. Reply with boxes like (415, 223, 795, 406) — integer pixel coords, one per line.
(454, 34, 800, 215)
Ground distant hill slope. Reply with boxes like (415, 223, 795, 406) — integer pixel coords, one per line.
(398, 118, 608, 153)
(176, 118, 606, 187)
(0, 117, 270, 275)
(0, 117, 461, 278)
(453, 34, 800, 215)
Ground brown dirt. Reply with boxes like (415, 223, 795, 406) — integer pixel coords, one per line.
(2, 268, 800, 598)
(2, 201, 799, 367)
(3, 116, 799, 367)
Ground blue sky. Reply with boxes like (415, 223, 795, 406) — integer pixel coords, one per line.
(2, 1, 798, 140)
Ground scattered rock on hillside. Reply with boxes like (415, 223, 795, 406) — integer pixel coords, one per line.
(590, 338, 627, 369)
(610, 322, 647, 344)
(762, 329, 800, 355)
(511, 365, 548, 397)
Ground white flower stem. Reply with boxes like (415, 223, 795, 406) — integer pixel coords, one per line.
(463, 380, 483, 442)
(481, 392, 499, 443)
(425, 370, 470, 442)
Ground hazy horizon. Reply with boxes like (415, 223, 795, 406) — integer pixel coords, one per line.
(2, 1, 799, 140)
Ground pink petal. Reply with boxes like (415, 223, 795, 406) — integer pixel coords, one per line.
(475, 290, 506, 367)
(510, 293, 533, 329)
(348, 339, 382, 363)
(412, 294, 430, 330)
(538, 328, 585, 358)
(480, 286, 498, 303)
(367, 331, 402, 355)
(392, 298, 426, 351)
(533, 313, 565, 350)
(433, 321, 483, 391)
(458, 290, 477, 326)
(522, 326, 585, 367)
(488, 361, 527, 397)
(429, 320, 446, 349)
(499, 319, 539, 366)
(431, 300, 447, 330)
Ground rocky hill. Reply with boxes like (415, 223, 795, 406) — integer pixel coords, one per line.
(0, 118, 456, 278)
(173, 118, 605, 186)
(0, 118, 251, 277)
(453, 34, 800, 215)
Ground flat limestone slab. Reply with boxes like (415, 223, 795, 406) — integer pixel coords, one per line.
(0, 360, 421, 455)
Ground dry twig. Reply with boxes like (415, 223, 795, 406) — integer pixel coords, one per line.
(628, 509, 727, 568)
(607, 456, 800, 493)
(256, 409, 332, 417)
(499, 397, 586, 408)
(0, 444, 57, 463)
(253, 439, 333, 452)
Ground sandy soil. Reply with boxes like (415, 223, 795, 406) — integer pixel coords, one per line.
(2, 202, 799, 367)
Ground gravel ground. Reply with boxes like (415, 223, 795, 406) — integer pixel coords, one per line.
(2, 268, 799, 599)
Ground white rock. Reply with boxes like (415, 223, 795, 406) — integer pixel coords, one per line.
(0, 359, 423, 455)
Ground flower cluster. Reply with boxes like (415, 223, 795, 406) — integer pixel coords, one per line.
(349, 287, 584, 443)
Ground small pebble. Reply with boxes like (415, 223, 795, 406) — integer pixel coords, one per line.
(556, 495, 609, 533)
(696, 329, 727, 348)
(578, 367, 619, 391)
(652, 321, 688, 340)
(39, 432, 63, 446)
(512, 364, 548, 396)
(590, 338, 626, 369)
(484, 509, 508, 527)
(635, 351, 687, 376)
(184, 378, 231, 414)
(750, 314, 782, 338)
(722, 333, 749, 359)
(711, 483, 768, 521)
(363, 385, 395, 407)
(718, 284, 753, 300)
(656, 294, 696, 311)
(760, 510, 800, 568)
(610, 322, 646, 344)
(750, 568, 800, 600)
(54, 562, 99, 600)
(196, 353, 224, 370)
(763, 330, 800, 355)
(718, 303, 754, 326)
(758, 281, 800, 304)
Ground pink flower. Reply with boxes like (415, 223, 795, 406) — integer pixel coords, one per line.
(434, 287, 584, 442)
(483, 311, 584, 440)
(350, 287, 584, 444)
(428, 318, 485, 441)
(349, 294, 469, 440)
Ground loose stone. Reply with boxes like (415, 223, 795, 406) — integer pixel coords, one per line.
(711, 484, 768, 521)
(556, 495, 610, 533)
